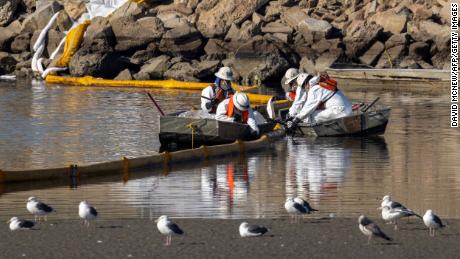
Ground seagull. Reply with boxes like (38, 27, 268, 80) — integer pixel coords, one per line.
(155, 215, 184, 246)
(294, 197, 318, 214)
(380, 195, 421, 221)
(26, 197, 55, 222)
(423, 210, 445, 237)
(78, 201, 98, 227)
(285, 197, 307, 223)
(358, 215, 392, 244)
(239, 222, 269, 237)
(7, 217, 35, 231)
(380, 205, 420, 230)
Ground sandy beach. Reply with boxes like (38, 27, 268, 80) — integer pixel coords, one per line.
(1, 217, 459, 258)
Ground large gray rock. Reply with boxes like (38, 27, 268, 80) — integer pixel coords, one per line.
(418, 20, 450, 51)
(264, 1, 288, 23)
(359, 41, 384, 66)
(195, 0, 221, 14)
(280, 6, 308, 28)
(129, 43, 158, 65)
(108, 1, 144, 22)
(175, 0, 200, 11)
(111, 16, 164, 52)
(21, 1, 63, 33)
(159, 23, 202, 58)
(408, 41, 430, 61)
(204, 38, 229, 59)
(63, 0, 86, 20)
(114, 69, 133, 80)
(261, 22, 293, 34)
(10, 33, 31, 53)
(85, 16, 115, 46)
(0, 21, 21, 51)
(298, 18, 334, 44)
(22, 0, 36, 13)
(193, 59, 220, 79)
(314, 50, 341, 72)
(225, 20, 261, 42)
(384, 33, 410, 49)
(344, 20, 383, 58)
(163, 61, 199, 81)
(69, 38, 126, 79)
(135, 55, 171, 80)
(223, 53, 290, 85)
(370, 9, 408, 34)
(311, 38, 341, 55)
(46, 29, 64, 57)
(376, 45, 406, 68)
(56, 10, 73, 32)
(157, 11, 189, 29)
(0, 0, 20, 26)
(196, 0, 270, 38)
(0, 52, 17, 75)
(299, 56, 316, 73)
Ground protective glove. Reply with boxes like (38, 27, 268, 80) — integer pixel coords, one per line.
(284, 115, 295, 123)
(233, 113, 242, 122)
(286, 117, 301, 130)
(205, 99, 216, 110)
(250, 128, 260, 137)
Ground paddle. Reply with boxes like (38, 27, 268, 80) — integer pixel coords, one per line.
(361, 97, 380, 113)
(146, 92, 165, 116)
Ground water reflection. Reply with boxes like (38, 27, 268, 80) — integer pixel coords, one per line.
(1, 80, 459, 219)
(285, 137, 388, 204)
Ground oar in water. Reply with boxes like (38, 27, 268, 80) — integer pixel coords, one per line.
(146, 92, 165, 116)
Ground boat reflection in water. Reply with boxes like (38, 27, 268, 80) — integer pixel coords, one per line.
(284, 136, 389, 209)
(120, 136, 389, 219)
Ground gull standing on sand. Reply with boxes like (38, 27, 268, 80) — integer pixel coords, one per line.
(380, 195, 420, 221)
(155, 215, 184, 246)
(380, 205, 421, 230)
(358, 215, 392, 244)
(239, 222, 269, 237)
(7, 217, 35, 231)
(294, 197, 318, 214)
(423, 210, 445, 237)
(285, 197, 317, 223)
(26, 196, 55, 222)
(78, 201, 98, 226)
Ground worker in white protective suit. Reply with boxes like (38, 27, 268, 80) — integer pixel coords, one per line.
(201, 67, 235, 114)
(286, 73, 352, 129)
(283, 68, 300, 102)
(215, 92, 260, 136)
(286, 72, 313, 120)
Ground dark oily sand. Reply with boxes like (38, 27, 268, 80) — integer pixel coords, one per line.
(1, 218, 460, 259)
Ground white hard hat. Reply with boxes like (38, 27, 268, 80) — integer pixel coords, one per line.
(215, 66, 234, 81)
(284, 68, 299, 85)
(232, 92, 250, 111)
(296, 73, 310, 86)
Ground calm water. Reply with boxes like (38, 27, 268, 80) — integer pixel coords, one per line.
(0, 79, 459, 220)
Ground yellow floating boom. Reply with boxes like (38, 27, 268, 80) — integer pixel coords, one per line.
(45, 75, 273, 104)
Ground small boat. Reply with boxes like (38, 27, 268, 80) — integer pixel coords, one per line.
(291, 105, 391, 137)
(159, 111, 276, 150)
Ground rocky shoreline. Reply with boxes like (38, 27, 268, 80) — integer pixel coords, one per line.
(0, 0, 452, 86)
